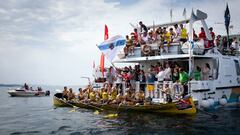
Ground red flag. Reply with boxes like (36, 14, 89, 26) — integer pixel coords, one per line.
(104, 24, 108, 40)
(100, 53, 105, 77)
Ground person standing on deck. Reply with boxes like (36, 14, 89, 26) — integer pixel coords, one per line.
(139, 21, 148, 33)
(180, 24, 188, 43)
(139, 70, 146, 92)
(179, 68, 189, 97)
(202, 63, 211, 80)
(146, 68, 155, 98)
(106, 66, 115, 90)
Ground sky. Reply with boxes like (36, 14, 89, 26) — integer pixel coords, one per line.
(0, 0, 239, 86)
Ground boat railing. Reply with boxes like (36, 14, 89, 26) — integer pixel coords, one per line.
(122, 42, 182, 59)
(114, 80, 215, 103)
(117, 81, 179, 103)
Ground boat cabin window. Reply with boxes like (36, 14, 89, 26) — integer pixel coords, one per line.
(234, 60, 240, 76)
(194, 58, 218, 80)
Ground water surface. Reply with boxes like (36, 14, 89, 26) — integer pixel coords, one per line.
(0, 86, 239, 135)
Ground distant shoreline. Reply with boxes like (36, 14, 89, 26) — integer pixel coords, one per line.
(0, 84, 22, 87)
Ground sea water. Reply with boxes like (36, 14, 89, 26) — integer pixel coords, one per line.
(0, 86, 239, 135)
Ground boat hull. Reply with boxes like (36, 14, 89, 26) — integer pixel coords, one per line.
(8, 90, 47, 97)
(53, 93, 196, 115)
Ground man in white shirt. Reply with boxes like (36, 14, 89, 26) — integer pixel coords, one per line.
(230, 37, 239, 53)
(156, 67, 165, 82)
(164, 63, 172, 81)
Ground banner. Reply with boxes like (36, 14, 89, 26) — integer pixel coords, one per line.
(97, 35, 126, 62)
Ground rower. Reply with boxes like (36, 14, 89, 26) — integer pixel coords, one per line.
(77, 88, 84, 100)
(62, 86, 68, 100)
(102, 89, 109, 103)
(89, 90, 96, 102)
(67, 88, 75, 101)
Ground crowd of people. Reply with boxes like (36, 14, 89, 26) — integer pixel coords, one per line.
(62, 85, 145, 105)
(62, 61, 212, 104)
(124, 21, 239, 56)
(23, 83, 43, 91)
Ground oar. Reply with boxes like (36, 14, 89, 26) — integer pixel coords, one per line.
(80, 102, 104, 111)
(197, 109, 218, 119)
(56, 98, 79, 112)
(104, 103, 122, 119)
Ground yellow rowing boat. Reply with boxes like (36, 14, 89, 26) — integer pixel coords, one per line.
(53, 93, 196, 115)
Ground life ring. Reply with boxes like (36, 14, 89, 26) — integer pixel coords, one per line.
(142, 45, 151, 55)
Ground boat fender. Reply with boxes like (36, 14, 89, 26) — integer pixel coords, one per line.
(219, 98, 227, 106)
(207, 98, 214, 106)
(142, 45, 151, 55)
(201, 100, 210, 108)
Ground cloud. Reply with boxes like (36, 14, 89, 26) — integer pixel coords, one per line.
(0, 0, 239, 85)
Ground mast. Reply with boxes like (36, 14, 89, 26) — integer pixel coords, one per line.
(188, 10, 195, 76)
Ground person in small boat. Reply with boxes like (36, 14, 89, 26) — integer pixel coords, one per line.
(77, 88, 84, 100)
(102, 88, 109, 103)
(110, 86, 118, 101)
(135, 90, 145, 105)
(67, 88, 75, 101)
(115, 91, 124, 104)
(123, 89, 134, 105)
(24, 83, 29, 90)
(89, 90, 96, 102)
(62, 86, 69, 100)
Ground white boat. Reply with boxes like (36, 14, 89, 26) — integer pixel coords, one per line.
(8, 89, 50, 97)
(110, 9, 240, 109)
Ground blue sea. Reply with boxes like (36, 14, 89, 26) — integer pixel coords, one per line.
(0, 86, 239, 135)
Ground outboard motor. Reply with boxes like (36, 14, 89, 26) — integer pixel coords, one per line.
(45, 90, 50, 96)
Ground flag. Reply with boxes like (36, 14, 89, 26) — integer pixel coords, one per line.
(104, 24, 109, 41)
(97, 35, 126, 62)
(183, 8, 186, 19)
(100, 53, 105, 77)
(224, 3, 230, 35)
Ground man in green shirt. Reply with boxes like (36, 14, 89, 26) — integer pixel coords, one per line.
(179, 68, 189, 97)
(193, 66, 201, 81)
(179, 68, 189, 84)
